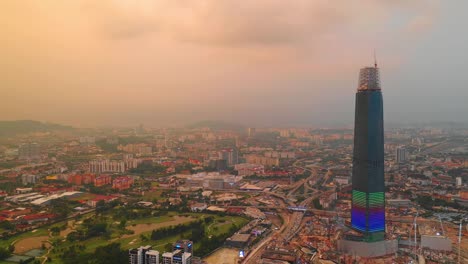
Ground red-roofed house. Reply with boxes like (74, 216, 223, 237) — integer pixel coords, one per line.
(21, 213, 57, 224)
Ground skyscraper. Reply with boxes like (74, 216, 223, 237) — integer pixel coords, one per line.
(351, 62, 386, 242)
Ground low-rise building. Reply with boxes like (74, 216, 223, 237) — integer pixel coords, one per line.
(112, 176, 134, 190)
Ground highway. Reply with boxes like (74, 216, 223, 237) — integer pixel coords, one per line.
(243, 161, 327, 263)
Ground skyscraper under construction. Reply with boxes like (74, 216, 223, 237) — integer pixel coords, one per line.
(351, 61, 386, 242)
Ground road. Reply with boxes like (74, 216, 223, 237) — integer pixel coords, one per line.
(242, 160, 329, 263)
(242, 212, 290, 264)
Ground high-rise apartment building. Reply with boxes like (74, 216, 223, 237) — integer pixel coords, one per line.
(173, 240, 193, 255)
(218, 148, 238, 167)
(89, 158, 142, 173)
(351, 63, 386, 242)
(247, 127, 256, 137)
(395, 146, 409, 163)
(162, 250, 191, 264)
(18, 142, 40, 161)
(129, 245, 159, 264)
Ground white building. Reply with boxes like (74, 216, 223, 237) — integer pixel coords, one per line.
(162, 251, 191, 264)
(21, 174, 39, 185)
(456, 177, 462, 187)
(89, 159, 142, 173)
(129, 245, 159, 264)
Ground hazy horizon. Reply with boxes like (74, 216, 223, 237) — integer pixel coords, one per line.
(2, 1, 467, 127)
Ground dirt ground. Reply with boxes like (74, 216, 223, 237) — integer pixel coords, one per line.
(204, 247, 241, 264)
(60, 220, 75, 237)
(14, 236, 49, 254)
(123, 216, 194, 238)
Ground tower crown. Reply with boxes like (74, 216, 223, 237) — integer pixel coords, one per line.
(357, 67, 381, 91)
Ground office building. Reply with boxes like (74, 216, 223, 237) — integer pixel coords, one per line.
(351, 63, 386, 241)
(339, 61, 397, 257)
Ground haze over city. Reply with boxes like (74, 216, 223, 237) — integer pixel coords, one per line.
(1, 0, 467, 127)
(1, 2, 468, 264)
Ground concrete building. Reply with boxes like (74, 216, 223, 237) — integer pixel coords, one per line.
(218, 148, 238, 167)
(351, 63, 386, 242)
(247, 127, 256, 137)
(112, 176, 134, 190)
(18, 142, 40, 160)
(234, 163, 265, 176)
(340, 62, 397, 257)
(244, 155, 279, 167)
(264, 151, 295, 159)
(456, 177, 462, 187)
(420, 235, 452, 251)
(145, 250, 160, 264)
(396, 146, 409, 163)
(21, 174, 39, 185)
(162, 250, 191, 264)
(180, 172, 241, 190)
(89, 160, 126, 173)
(94, 174, 112, 187)
(173, 240, 193, 255)
(89, 158, 143, 173)
(129, 245, 159, 264)
(226, 233, 251, 248)
(79, 136, 95, 145)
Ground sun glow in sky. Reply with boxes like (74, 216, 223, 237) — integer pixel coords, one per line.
(1, 0, 467, 127)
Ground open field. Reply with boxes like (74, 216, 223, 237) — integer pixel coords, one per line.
(204, 247, 240, 264)
(123, 215, 195, 238)
(126, 215, 173, 225)
(13, 236, 49, 254)
(0, 212, 248, 263)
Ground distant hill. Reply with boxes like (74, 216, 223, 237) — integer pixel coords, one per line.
(0, 120, 73, 136)
(186, 120, 245, 131)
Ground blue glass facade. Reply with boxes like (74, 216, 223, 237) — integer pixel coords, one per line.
(351, 67, 386, 242)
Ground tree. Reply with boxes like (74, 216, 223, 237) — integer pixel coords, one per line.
(0, 221, 14, 231)
(164, 243, 172, 253)
(91, 243, 127, 264)
(312, 198, 323, 210)
(50, 199, 72, 218)
(118, 219, 127, 229)
(0, 247, 11, 260)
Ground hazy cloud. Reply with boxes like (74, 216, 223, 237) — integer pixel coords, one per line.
(2, 0, 466, 127)
(85, 1, 438, 47)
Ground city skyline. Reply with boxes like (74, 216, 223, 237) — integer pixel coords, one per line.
(1, 1, 467, 127)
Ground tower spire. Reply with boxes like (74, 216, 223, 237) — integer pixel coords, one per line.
(374, 49, 378, 68)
